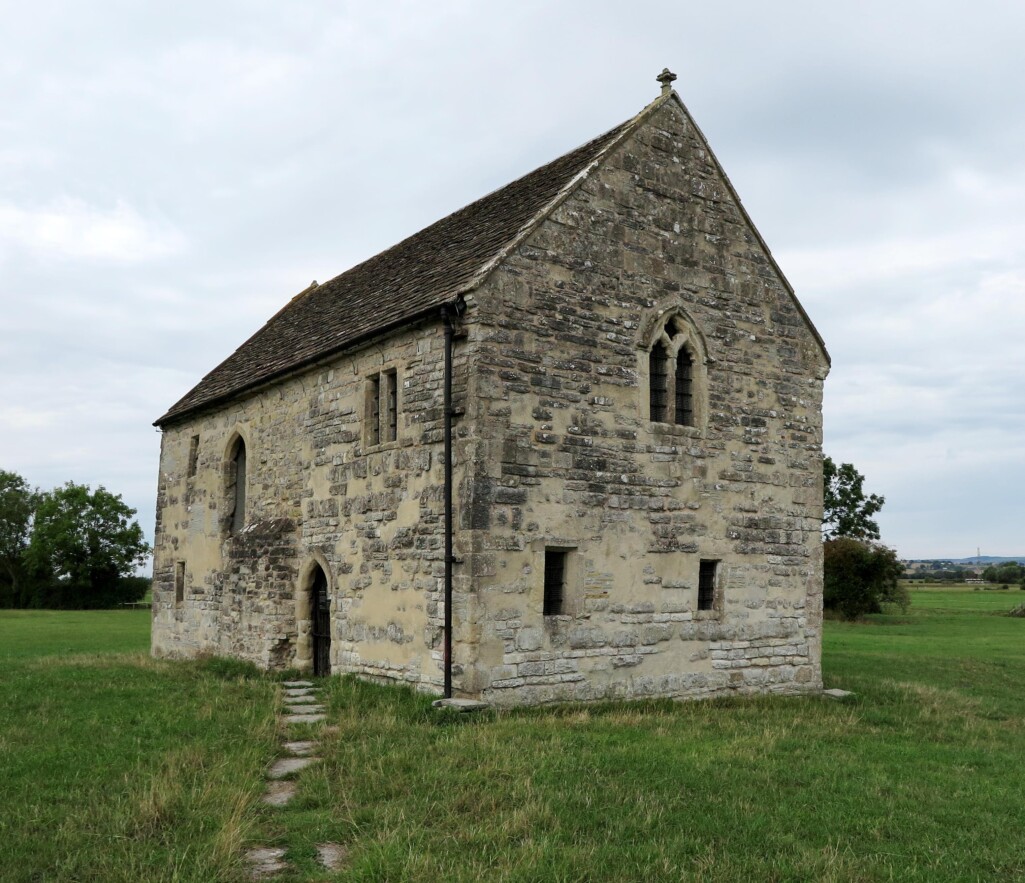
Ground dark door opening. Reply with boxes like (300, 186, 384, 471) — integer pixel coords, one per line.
(311, 566, 331, 677)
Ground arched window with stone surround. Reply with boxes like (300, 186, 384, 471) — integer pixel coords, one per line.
(645, 311, 707, 429)
(226, 435, 247, 534)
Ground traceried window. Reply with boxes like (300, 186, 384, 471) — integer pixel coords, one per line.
(647, 313, 704, 428)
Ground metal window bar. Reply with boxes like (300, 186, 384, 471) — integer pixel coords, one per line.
(543, 551, 566, 616)
(675, 349, 693, 426)
(368, 374, 381, 445)
(385, 369, 398, 442)
(698, 560, 717, 611)
(649, 343, 668, 422)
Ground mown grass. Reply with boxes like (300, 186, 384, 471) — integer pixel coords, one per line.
(3, 590, 1025, 881)
(0, 609, 278, 882)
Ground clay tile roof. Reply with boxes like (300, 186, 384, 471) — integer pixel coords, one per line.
(156, 115, 638, 426)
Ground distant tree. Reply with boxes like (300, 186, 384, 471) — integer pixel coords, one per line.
(982, 562, 1025, 586)
(0, 470, 36, 606)
(823, 538, 906, 620)
(24, 483, 150, 609)
(823, 457, 885, 540)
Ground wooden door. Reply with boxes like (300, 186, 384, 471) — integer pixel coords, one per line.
(311, 567, 331, 677)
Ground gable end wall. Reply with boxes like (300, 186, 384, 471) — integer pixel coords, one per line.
(457, 100, 827, 705)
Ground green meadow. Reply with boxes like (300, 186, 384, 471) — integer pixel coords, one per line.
(2, 590, 1024, 882)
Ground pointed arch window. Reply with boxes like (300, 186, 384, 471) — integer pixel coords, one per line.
(227, 436, 247, 534)
(647, 313, 705, 429)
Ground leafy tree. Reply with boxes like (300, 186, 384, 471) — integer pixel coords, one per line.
(982, 562, 1025, 586)
(24, 482, 150, 609)
(823, 537, 906, 620)
(0, 470, 36, 606)
(823, 456, 884, 540)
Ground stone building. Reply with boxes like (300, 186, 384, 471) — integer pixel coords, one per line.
(152, 70, 830, 706)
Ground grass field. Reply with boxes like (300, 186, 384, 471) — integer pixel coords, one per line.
(2, 590, 1024, 881)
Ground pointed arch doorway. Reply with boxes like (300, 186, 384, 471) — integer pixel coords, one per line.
(310, 565, 331, 677)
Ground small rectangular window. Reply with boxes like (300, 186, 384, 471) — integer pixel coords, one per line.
(384, 369, 398, 443)
(698, 559, 718, 611)
(367, 369, 400, 446)
(543, 549, 568, 616)
(187, 435, 199, 478)
(175, 561, 186, 605)
(368, 374, 381, 446)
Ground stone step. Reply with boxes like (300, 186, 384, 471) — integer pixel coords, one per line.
(316, 843, 348, 871)
(283, 740, 318, 756)
(262, 780, 297, 807)
(244, 846, 288, 880)
(283, 704, 325, 714)
(268, 756, 320, 779)
(282, 680, 314, 688)
(283, 688, 315, 699)
(285, 713, 326, 724)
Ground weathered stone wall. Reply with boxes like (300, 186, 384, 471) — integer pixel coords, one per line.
(153, 96, 827, 707)
(152, 320, 466, 689)
(456, 98, 828, 705)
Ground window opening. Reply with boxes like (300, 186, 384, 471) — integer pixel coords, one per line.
(368, 374, 381, 446)
(384, 369, 398, 443)
(187, 435, 199, 478)
(229, 439, 247, 534)
(175, 561, 185, 605)
(649, 343, 669, 423)
(698, 560, 717, 611)
(543, 549, 568, 616)
(675, 349, 693, 426)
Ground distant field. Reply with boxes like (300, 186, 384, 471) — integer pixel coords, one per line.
(2, 590, 1025, 882)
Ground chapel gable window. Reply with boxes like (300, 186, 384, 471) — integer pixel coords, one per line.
(646, 313, 705, 428)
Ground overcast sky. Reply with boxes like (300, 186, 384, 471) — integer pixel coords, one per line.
(3, 1, 1023, 560)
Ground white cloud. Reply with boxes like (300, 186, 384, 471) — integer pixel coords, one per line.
(0, 198, 185, 263)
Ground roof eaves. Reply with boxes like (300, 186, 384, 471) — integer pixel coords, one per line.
(154, 299, 449, 428)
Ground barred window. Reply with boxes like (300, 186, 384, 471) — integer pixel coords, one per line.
(674, 349, 693, 426)
(367, 368, 399, 446)
(543, 549, 568, 616)
(649, 343, 669, 423)
(698, 560, 717, 611)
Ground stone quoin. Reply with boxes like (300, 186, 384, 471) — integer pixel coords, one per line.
(151, 70, 830, 706)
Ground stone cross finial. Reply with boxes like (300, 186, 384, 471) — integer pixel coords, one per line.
(657, 68, 677, 96)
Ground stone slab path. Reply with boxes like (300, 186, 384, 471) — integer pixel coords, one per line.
(248, 679, 346, 879)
